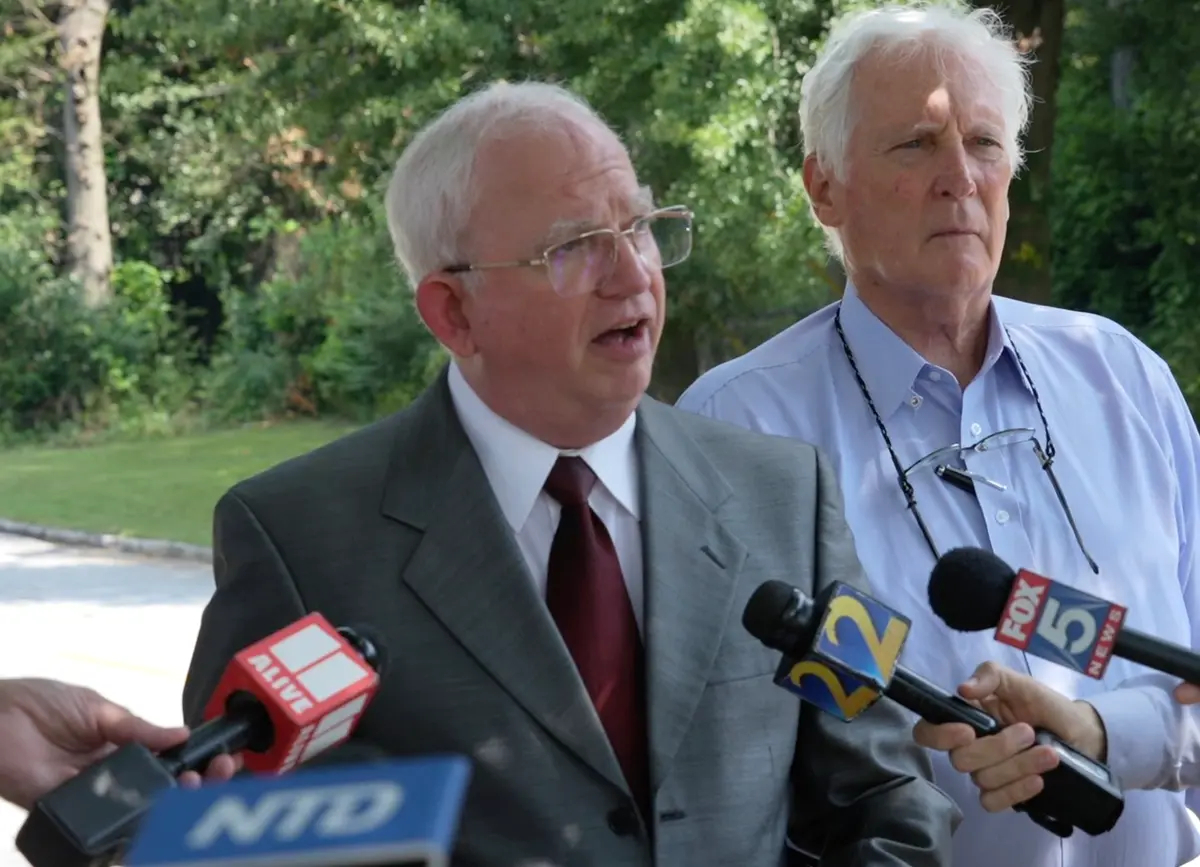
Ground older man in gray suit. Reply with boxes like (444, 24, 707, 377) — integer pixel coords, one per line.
(182, 80, 958, 866)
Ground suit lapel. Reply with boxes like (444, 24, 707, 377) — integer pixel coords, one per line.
(380, 370, 626, 793)
(636, 400, 748, 789)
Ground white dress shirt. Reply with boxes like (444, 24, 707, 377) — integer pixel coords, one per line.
(446, 362, 645, 633)
(679, 283, 1200, 867)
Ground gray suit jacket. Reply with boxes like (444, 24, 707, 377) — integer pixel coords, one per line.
(182, 369, 959, 867)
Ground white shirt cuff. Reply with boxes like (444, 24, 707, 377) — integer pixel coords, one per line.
(1085, 686, 1173, 791)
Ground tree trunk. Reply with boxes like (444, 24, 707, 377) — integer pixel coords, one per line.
(59, 0, 113, 308)
(1108, 0, 1137, 111)
(975, 0, 1065, 305)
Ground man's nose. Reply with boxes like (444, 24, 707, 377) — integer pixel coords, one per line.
(600, 232, 654, 297)
(935, 141, 978, 199)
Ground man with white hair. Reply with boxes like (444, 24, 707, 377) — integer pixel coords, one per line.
(181, 80, 959, 866)
(678, 2, 1200, 866)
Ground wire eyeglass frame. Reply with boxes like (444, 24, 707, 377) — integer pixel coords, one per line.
(833, 305, 1099, 575)
(443, 206, 693, 297)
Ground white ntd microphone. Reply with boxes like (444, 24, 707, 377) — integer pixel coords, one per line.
(124, 756, 472, 867)
(199, 612, 384, 773)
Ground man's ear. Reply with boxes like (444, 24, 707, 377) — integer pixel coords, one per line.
(415, 274, 478, 358)
(802, 154, 844, 230)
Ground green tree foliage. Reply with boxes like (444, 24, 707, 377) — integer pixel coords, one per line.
(1051, 0, 1200, 405)
(0, 0, 1197, 437)
(104, 0, 869, 397)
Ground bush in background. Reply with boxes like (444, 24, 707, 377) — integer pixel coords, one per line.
(0, 209, 200, 444)
(203, 209, 443, 425)
(0, 229, 100, 439)
(1, 202, 441, 445)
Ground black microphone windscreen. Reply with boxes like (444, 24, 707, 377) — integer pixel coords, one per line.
(337, 623, 390, 678)
(743, 580, 797, 643)
(928, 547, 1017, 632)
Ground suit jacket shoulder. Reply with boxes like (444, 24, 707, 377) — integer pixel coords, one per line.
(230, 402, 416, 508)
(640, 396, 831, 537)
(651, 395, 823, 468)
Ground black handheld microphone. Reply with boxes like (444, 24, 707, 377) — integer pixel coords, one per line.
(743, 579, 1125, 838)
(929, 546, 1200, 684)
(16, 616, 387, 867)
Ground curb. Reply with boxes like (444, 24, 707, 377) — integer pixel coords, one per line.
(0, 518, 213, 564)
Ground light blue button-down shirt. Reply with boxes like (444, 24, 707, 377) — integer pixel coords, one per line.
(678, 283, 1200, 867)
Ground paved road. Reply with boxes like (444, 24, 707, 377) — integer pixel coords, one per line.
(0, 532, 213, 866)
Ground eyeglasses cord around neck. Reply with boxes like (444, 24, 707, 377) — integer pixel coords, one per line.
(832, 303, 1099, 575)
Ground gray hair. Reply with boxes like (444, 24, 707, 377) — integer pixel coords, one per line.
(799, 1, 1034, 259)
(384, 80, 613, 286)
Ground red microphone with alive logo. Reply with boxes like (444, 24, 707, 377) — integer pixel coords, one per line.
(196, 612, 383, 773)
(16, 613, 387, 867)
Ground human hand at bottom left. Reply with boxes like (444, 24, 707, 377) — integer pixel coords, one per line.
(0, 677, 240, 810)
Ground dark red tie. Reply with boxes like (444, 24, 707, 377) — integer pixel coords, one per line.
(544, 456, 650, 816)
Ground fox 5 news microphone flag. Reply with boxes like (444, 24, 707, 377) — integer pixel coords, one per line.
(992, 567, 1126, 679)
(124, 756, 472, 867)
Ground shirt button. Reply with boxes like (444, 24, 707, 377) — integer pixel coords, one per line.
(996, 510, 1010, 524)
(928, 370, 942, 382)
(909, 395, 923, 408)
(970, 422, 983, 436)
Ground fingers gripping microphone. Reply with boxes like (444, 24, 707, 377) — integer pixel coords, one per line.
(743, 580, 1125, 838)
(929, 546, 1200, 685)
(16, 613, 387, 867)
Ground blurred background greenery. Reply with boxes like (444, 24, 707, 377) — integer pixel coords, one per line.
(1, 0, 1197, 540)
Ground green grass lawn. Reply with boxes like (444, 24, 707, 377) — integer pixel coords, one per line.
(0, 421, 358, 546)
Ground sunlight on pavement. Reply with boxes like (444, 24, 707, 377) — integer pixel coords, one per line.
(0, 533, 213, 866)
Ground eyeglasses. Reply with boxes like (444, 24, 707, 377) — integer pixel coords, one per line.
(832, 305, 1100, 577)
(903, 426, 1099, 574)
(906, 427, 1040, 491)
(444, 206, 693, 297)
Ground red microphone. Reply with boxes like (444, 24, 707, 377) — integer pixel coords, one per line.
(164, 611, 386, 774)
(16, 612, 387, 867)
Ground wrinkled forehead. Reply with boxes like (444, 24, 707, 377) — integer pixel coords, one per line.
(850, 43, 1008, 138)
(475, 119, 635, 192)
(469, 120, 649, 247)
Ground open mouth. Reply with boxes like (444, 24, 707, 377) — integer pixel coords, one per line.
(594, 318, 650, 345)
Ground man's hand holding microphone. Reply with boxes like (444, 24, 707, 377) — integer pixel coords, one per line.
(0, 677, 237, 811)
(920, 546, 1200, 816)
(912, 661, 1108, 814)
(914, 658, 1200, 815)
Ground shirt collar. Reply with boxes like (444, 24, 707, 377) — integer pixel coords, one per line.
(446, 362, 640, 532)
(837, 281, 1032, 419)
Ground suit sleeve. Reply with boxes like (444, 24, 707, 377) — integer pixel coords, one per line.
(182, 488, 309, 725)
(789, 447, 961, 867)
